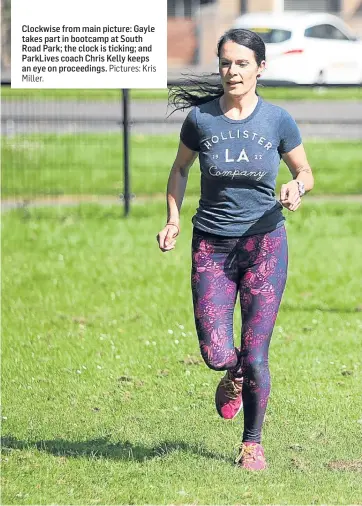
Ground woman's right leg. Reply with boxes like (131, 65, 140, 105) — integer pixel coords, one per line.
(191, 232, 240, 372)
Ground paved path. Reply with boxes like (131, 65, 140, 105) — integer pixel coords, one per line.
(2, 100, 362, 139)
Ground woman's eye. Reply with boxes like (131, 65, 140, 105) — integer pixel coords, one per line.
(220, 61, 248, 67)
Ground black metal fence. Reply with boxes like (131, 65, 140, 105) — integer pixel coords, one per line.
(2, 80, 361, 215)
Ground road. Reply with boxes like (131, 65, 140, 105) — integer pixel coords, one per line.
(2, 99, 362, 139)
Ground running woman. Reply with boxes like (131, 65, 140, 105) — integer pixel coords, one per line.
(156, 29, 314, 471)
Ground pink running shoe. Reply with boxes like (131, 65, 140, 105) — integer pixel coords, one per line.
(215, 370, 243, 419)
(234, 442, 267, 471)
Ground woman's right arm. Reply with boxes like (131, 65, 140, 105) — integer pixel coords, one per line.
(157, 140, 198, 252)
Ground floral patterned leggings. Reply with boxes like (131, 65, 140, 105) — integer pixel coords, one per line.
(191, 225, 288, 443)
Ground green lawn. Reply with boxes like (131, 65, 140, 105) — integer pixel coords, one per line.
(2, 135, 362, 198)
(2, 86, 362, 101)
(2, 200, 362, 504)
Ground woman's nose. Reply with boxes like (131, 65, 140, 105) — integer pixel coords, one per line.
(227, 63, 238, 75)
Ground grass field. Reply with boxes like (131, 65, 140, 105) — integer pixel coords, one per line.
(2, 136, 362, 198)
(2, 199, 362, 504)
(2, 86, 362, 101)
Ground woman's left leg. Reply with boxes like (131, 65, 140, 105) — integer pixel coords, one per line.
(238, 226, 288, 444)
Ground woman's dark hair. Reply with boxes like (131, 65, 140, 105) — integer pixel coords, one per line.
(168, 29, 265, 113)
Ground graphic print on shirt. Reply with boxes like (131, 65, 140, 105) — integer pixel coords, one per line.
(200, 128, 275, 182)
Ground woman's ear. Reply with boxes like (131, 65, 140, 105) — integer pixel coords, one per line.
(258, 60, 266, 78)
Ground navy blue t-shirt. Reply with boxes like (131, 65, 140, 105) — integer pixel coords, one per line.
(180, 96, 302, 237)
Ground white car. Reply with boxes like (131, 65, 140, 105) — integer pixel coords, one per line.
(233, 12, 362, 84)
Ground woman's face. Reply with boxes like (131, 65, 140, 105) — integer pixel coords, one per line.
(219, 40, 265, 97)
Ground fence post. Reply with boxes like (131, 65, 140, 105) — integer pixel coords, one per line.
(122, 88, 131, 216)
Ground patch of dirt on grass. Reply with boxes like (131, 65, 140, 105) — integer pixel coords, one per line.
(327, 460, 362, 472)
(157, 369, 169, 377)
(180, 355, 203, 366)
(291, 456, 309, 471)
(289, 443, 304, 451)
(72, 315, 87, 324)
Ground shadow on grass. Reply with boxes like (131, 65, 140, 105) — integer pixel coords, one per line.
(1, 435, 230, 463)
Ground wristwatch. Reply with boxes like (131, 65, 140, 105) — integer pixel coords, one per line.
(296, 180, 305, 197)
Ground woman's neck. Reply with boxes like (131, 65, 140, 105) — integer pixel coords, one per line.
(219, 90, 259, 120)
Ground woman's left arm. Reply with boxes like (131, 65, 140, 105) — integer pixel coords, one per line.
(279, 144, 315, 212)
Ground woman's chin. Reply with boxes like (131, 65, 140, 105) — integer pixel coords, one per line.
(224, 84, 255, 97)
(226, 86, 245, 96)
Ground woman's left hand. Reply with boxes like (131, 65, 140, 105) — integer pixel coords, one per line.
(279, 180, 301, 212)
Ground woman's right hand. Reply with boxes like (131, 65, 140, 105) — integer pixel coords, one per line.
(156, 223, 180, 252)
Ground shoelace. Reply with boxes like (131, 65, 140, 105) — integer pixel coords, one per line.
(222, 374, 243, 400)
(234, 444, 258, 465)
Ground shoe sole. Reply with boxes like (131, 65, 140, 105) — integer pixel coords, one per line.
(238, 464, 267, 471)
